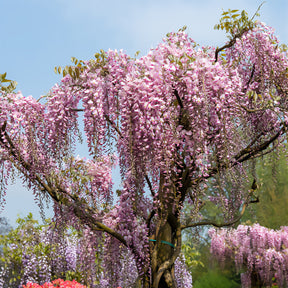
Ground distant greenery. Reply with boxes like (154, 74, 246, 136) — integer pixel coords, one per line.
(182, 149, 288, 285)
(193, 269, 240, 288)
(0, 217, 12, 235)
(242, 150, 288, 229)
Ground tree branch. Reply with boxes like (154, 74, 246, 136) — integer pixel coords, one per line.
(242, 63, 255, 94)
(215, 27, 250, 62)
(145, 174, 155, 197)
(234, 125, 286, 164)
(104, 114, 123, 138)
(0, 126, 128, 247)
(147, 210, 156, 239)
(173, 89, 184, 109)
(71, 108, 123, 139)
(181, 193, 259, 230)
(190, 125, 286, 185)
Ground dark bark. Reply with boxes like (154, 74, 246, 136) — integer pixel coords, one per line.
(150, 199, 182, 288)
(151, 219, 177, 288)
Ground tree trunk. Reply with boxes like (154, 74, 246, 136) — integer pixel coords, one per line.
(148, 173, 184, 288)
(150, 214, 181, 288)
(251, 270, 263, 288)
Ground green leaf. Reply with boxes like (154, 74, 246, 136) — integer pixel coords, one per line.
(75, 68, 80, 78)
(134, 50, 140, 57)
(0, 72, 7, 81)
(68, 66, 73, 76)
(178, 25, 187, 32)
(231, 9, 239, 13)
(2, 79, 11, 83)
(232, 14, 240, 18)
(63, 68, 68, 77)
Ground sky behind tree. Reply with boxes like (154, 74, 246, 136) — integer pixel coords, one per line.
(1, 0, 287, 226)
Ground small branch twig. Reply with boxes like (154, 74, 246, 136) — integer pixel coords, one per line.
(71, 108, 123, 138)
(243, 63, 255, 94)
(173, 89, 184, 109)
(145, 175, 155, 197)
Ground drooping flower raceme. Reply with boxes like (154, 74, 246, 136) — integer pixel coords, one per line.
(209, 224, 288, 288)
(0, 19, 287, 286)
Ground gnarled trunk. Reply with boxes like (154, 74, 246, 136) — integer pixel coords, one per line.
(150, 213, 181, 288)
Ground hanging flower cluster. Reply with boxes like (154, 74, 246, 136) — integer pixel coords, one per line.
(209, 224, 288, 287)
(0, 17, 287, 286)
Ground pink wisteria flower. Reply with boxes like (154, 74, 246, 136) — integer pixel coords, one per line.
(0, 13, 287, 287)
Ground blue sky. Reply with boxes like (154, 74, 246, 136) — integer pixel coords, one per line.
(1, 0, 287, 226)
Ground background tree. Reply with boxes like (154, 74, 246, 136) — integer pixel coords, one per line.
(206, 149, 288, 288)
(183, 148, 288, 287)
(242, 149, 288, 229)
(0, 8, 288, 288)
(0, 217, 11, 236)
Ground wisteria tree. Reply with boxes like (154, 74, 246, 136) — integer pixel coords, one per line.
(210, 224, 288, 287)
(0, 8, 288, 288)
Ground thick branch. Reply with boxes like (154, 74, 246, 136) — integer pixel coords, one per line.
(192, 125, 287, 184)
(215, 27, 250, 62)
(0, 126, 128, 247)
(181, 192, 259, 230)
(147, 210, 156, 238)
(181, 207, 245, 229)
(234, 125, 286, 164)
(53, 187, 128, 245)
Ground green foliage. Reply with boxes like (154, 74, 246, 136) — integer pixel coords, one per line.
(64, 270, 83, 284)
(0, 217, 12, 235)
(199, 199, 225, 221)
(54, 57, 86, 80)
(54, 49, 108, 80)
(182, 235, 240, 286)
(243, 150, 288, 229)
(214, 3, 264, 38)
(182, 242, 204, 269)
(0, 72, 17, 94)
(193, 269, 240, 288)
(0, 213, 48, 286)
(214, 9, 252, 37)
